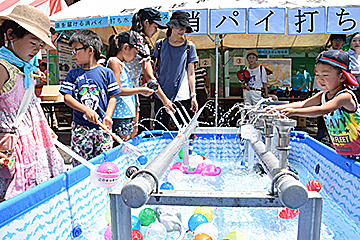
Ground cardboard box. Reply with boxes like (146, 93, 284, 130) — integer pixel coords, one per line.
(40, 85, 63, 102)
(298, 117, 307, 127)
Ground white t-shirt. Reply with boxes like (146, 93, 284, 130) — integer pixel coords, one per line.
(246, 65, 267, 89)
(174, 71, 190, 101)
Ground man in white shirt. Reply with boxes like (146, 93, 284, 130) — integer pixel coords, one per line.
(241, 49, 268, 105)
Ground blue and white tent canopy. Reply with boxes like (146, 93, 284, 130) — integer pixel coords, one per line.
(50, 0, 360, 49)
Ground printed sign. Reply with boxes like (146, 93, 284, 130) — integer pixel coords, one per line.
(255, 49, 289, 55)
(200, 58, 211, 67)
(233, 57, 245, 66)
(210, 8, 246, 34)
(55, 17, 108, 31)
(248, 8, 286, 34)
(110, 12, 169, 26)
(258, 58, 292, 87)
(176, 9, 208, 35)
(327, 7, 360, 34)
(288, 8, 325, 35)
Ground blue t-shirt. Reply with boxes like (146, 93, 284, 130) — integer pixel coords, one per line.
(292, 71, 311, 92)
(60, 65, 121, 129)
(154, 38, 198, 101)
(108, 57, 136, 119)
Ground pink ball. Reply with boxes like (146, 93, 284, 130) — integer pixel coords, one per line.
(104, 225, 112, 240)
(97, 162, 120, 174)
(91, 162, 120, 188)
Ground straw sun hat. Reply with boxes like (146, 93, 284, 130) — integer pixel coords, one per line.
(0, 5, 55, 50)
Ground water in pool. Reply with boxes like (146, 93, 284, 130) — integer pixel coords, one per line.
(79, 136, 360, 240)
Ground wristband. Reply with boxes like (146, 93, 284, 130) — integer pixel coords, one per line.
(190, 93, 197, 98)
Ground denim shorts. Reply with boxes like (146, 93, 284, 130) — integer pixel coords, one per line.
(112, 118, 133, 136)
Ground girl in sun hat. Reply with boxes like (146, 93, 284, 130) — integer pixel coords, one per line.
(0, 5, 64, 200)
(153, 11, 199, 130)
(270, 50, 360, 156)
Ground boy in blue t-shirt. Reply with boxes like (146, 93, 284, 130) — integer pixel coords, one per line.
(60, 30, 121, 164)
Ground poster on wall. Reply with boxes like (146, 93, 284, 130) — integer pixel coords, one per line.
(258, 58, 291, 87)
(57, 38, 79, 84)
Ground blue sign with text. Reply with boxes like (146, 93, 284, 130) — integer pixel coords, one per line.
(288, 8, 325, 35)
(176, 9, 208, 35)
(55, 17, 108, 31)
(327, 7, 360, 34)
(248, 8, 285, 34)
(210, 8, 246, 34)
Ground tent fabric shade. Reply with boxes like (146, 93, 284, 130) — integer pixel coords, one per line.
(0, 0, 67, 16)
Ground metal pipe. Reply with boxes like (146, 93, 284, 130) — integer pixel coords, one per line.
(249, 138, 308, 209)
(274, 119, 297, 169)
(261, 114, 277, 152)
(121, 107, 205, 208)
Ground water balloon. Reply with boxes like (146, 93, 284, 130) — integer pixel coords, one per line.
(194, 207, 213, 222)
(188, 213, 208, 232)
(144, 221, 167, 240)
(139, 208, 157, 226)
(160, 182, 174, 190)
(194, 222, 218, 239)
(306, 179, 321, 192)
(168, 169, 183, 183)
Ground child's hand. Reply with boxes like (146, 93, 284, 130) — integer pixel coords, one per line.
(280, 108, 295, 117)
(103, 116, 113, 130)
(85, 108, 98, 124)
(139, 87, 155, 97)
(163, 100, 176, 114)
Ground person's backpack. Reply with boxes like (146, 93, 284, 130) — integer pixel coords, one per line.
(155, 39, 192, 72)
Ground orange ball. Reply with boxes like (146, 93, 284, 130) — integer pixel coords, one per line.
(306, 179, 321, 192)
(193, 233, 212, 240)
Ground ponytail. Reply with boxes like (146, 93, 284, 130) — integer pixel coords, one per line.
(107, 34, 119, 59)
(131, 13, 144, 33)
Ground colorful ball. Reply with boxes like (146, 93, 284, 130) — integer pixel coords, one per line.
(139, 208, 157, 226)
(91, 162, 120, 188)
(179, 147, 183, 159)
(105, 208, 111, 225)
(144, 221, 167, 240)
(194, 223, 218, 239)
(222, 231, 247, 240)
(132, 215, 141, 230)
(197, 150, 205, 156)
(138, 155, 148, 165)
(193, 233, 212, 240)
(188, 213, 208, 232)
(132, 229, 143, 240)
(168, 169, 183, 183)
(104, 225, 112, 240)
(194, 207, 213, 222)
(160, 182, 174, 190)
(306, 179, 321, 192)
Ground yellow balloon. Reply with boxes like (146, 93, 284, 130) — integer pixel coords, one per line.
(194, 207, 213, 222)
(222, 231, 247, 240)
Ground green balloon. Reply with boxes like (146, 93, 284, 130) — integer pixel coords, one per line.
(139, 208, 157, 226)
(179, 147, 183, 159)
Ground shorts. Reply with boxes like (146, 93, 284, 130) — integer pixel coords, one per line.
(71, 122, 113, 166)
(112, 118, 133, 136)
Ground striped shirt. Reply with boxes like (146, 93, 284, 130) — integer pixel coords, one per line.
(195, 68, 207, 90)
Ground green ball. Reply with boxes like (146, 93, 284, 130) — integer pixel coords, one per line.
(138, 208, 157, 226)
(105, 207, 111, 225)
(179, 147, 183, 159)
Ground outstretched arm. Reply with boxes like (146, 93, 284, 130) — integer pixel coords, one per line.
(281, 91, 356, 117)
(142, 59, 175, 113)
(271, 91, 323, 112)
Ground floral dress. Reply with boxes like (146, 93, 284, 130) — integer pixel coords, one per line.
(0, 59, 64, 199)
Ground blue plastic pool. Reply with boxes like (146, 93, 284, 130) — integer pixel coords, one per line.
(1, 130, 360, 239)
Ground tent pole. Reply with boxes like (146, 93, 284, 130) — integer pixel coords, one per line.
(207, 34, 226, 127)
